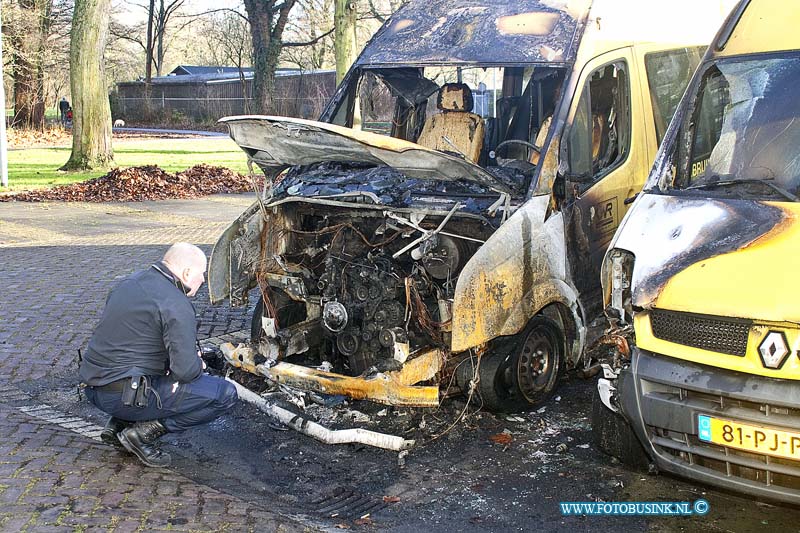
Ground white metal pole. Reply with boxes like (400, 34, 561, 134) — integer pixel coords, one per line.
(0, 27, 9, 188)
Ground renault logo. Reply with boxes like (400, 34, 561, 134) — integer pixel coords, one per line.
(758, 331, 790, 369)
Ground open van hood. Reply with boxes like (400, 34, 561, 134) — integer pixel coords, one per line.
(219, 116, 511, 194)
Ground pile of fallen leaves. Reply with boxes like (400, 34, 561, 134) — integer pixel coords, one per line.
(8, 127, 214, 149)
(8, 127, 73, 149)
(1, 164, 260, 202)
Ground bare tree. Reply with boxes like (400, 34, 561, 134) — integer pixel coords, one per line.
(105, 10, 144, 90)
(151, 0, 185, 76)
(199, 11, 252, 68)
(362, 0, 405, 22)
(197, 11, 253, 112)
(42, 1, 74, 111)
(144, 0, 155, 81)
(4, 0, 56, 130)
(111, 0, 187, 78)
(242, 0, 297, 114)
(62, 0, 113, 170)
(109, 0, 190, 118)
(279, 0, 403, 76)
(3, 0, 74, 129)
(281, 0, 334, 71)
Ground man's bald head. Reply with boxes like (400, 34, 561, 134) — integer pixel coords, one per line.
(162, 242, 207, 297)
(163, 242, 206, 269)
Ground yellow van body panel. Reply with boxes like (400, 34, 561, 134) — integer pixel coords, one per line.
(576, 0, 734, 62)
(653, 202, 800, 324)
(717, 0, 800, 57)
(631, 203, 800, 378)
(634, 201, 800, 378)
(451, 1, 737, 354)
(597, 0, 800, 503)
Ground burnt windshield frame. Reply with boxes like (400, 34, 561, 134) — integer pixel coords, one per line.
(668, 51, 800, 200)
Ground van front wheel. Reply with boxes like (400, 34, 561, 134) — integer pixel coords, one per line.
(476, 316, 563, 413)
(591, 386, 651, 470)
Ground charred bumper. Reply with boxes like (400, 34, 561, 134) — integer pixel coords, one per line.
(619, 347, 800, 504)
(221, 342, 442, 407)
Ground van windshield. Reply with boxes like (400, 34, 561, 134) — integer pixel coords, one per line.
(673, 54, 800, 201)
(328, 65, 566, 184)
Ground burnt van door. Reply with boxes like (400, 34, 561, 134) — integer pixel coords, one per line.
(560, 49, 644, 318)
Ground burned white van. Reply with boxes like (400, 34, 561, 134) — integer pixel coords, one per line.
(210, 0, 728, 411)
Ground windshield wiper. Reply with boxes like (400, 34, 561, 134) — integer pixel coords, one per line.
(683, 178, 799, 202)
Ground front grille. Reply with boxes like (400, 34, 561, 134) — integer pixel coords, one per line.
(650, 309, 751, 356)
(684, 388, 800, 418)
(641, 377, 800, 496)
(652, 430, 800, 493)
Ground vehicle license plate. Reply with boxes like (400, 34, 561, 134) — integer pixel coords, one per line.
(698, 414, 800, 460)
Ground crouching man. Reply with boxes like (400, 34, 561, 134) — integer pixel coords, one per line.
(80, 242, 238, 467)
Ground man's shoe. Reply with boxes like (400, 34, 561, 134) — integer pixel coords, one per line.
(117, 420, 171, 468)
(100, 417, 129, 448)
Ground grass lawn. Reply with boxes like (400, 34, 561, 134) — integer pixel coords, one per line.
(3, 137, 251, 192)
(6, 107, 59, 119)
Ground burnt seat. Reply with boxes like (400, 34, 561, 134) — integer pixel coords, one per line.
(417, 83, 485, 163)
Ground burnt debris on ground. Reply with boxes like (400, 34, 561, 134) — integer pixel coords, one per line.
(1, 164, 261, 202)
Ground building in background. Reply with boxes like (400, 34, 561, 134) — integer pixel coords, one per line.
(114, 65, 336, 122)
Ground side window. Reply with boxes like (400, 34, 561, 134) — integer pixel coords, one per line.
(566, 61, 631, 185)
(644, 46, 705, 144)
(355, 71, 397, 135)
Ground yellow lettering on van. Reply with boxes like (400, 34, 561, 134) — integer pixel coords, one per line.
(691, 159, 708, 178)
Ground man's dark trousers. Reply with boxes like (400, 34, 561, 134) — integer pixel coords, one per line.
(86, 374, 238, 432)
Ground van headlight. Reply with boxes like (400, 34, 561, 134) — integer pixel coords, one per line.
(604, 249, 635, 325)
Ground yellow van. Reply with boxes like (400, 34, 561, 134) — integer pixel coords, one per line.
(210, 0, 731, 412)
(594, 0, 800, 503)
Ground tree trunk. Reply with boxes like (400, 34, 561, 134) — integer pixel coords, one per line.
(62, 0, 114, 170)
(145, 0, 155, 83)
(243, 0, 297, 115)
(334, 0, 357, 84)
(245, 1, 274, 114)
(12, 48, 45, 130)
(11, 0, 50, 131)
(156, 0, 166, 76)
(144, 0, 156, 119)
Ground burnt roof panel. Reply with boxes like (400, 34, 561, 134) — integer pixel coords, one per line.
(356, 0, 591, 66)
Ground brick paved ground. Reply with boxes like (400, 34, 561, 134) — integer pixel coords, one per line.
(7, 197, 799, 533)
(0, 196, 310, 532)
(0, 398, 293, 532)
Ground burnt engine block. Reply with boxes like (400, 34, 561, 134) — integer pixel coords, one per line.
(320, 253, 408, 374)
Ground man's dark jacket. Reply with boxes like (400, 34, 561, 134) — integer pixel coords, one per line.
(80, 262, 203, 386)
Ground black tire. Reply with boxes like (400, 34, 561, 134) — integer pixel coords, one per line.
(476, 316, 564, 413)
(591, 385, 651, 470)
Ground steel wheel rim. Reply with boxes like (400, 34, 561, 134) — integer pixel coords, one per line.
(516, 326, 556, 402)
